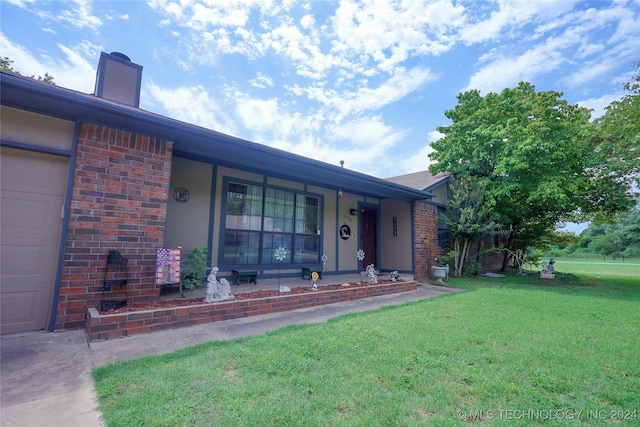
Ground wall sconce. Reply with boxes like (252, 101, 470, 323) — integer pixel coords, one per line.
(350, 209, 357, 215)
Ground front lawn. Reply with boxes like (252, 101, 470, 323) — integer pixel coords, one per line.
(93, 273, 639, 426)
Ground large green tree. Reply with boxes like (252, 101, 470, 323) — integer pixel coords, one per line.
(429, 82, 635, 270)
(585, 61, 639, 224)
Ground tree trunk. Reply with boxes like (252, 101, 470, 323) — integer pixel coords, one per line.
(474, 240, 483, 275)
(500, 228, 516, 272)
(453, 237, 462, 277)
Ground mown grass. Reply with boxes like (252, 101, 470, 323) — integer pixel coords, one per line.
(93, 271, 639, 426)
(551, 258, 640, 278)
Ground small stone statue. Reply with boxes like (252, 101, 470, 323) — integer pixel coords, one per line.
(390, 270, 399, 282)
(204, 267, 219, 302)
(366, 264, 378, 284)
(540, 259, 555, 279)
(218, 278, 233, 300)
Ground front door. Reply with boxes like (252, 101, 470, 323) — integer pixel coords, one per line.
(360, 208, 377, 268)
(1, 148, 68, 334)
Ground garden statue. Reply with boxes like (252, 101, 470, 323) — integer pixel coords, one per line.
(218, 278, 233, 300)
(204, 267, 219, 302)
(540, 259, 555, 279)
(311, 271, 319, 290)
(366, 264, 378, 284)
(390, 270, 400, 282)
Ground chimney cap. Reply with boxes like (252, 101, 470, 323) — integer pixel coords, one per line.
(110, 52, 131, 62)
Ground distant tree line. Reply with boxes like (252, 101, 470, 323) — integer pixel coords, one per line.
(547, 209, 640, 259)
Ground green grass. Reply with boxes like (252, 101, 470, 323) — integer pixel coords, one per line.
(93, 272, 640, 426)
(551, 258, 640, 278)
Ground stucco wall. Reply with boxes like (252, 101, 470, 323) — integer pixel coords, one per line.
(380, 199, 412, 272)
(0, 106, 75, 150)
(336, 193, 365, 271)
(429, 184, 449, 204)
(165, 157, 213, 252)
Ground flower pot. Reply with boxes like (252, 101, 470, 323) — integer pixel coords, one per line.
(431, 266, 447, 283)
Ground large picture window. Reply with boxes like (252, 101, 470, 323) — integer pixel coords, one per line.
(223, 181, 321, 266)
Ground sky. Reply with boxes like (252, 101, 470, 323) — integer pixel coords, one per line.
(2, 0, 639, 233)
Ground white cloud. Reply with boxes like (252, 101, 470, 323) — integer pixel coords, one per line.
(398, 144, 435, 175)
(577, 93, 624, 119)
(147, 82, 238, 136)
(465, 44, 563, 94)
(57, 0, 102, 30)
(0, 33, 97, 92)
(2, 0, 36, 7)
(395, 129, 443, 174)
(249, 72, 275, 89)
(465, 2, 640, 94)
(291, 66, 436, 124)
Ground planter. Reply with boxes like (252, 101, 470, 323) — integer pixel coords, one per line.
(431, 266, 447, 283)
(86, 280, 418, 342)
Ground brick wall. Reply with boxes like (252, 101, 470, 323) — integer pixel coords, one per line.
(413, 201, 444, 279)
(55, 123, 173, 330)
(86, 280, 418, 341)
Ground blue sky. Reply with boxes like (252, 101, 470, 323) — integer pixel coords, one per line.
(1, 1, 638, 234)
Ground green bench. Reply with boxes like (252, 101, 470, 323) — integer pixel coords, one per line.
(302, 268, 323, 280)
(232, 270, 258, 286)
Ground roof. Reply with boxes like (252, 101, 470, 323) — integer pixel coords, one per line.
(1, 71, 433, 202)
(385, 170, 451, 192)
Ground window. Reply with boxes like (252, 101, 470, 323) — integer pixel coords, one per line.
(437, 206, 450, 249)
(223, 183, 263, 264)
(224, 181, 321, 265)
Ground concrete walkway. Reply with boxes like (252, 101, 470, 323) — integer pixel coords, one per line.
(1, 282, 460, 427)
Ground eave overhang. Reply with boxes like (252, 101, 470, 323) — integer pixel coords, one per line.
(1, 72, 433, 201)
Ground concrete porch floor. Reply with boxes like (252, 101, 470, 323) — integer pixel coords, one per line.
(159, 271, 415, 300)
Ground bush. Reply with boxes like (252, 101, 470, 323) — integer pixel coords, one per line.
(181, 246, 210, 290)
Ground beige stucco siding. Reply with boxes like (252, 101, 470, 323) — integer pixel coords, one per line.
(307, 185, 337, 273)
(166, 159, 416, 276)
(336, 192, 364, 271)
(0, 106, 75, 151)
(165, 157, 212, 253)
(380, 199, 413, 271)
(429, 184, 448, 204)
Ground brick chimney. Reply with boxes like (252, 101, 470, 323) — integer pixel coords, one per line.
(93, 52, 142, 107)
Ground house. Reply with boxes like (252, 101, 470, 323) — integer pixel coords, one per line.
(386, 170, 452, 250)
(387, 170, 505, 274)
(0, 52, 444, 335)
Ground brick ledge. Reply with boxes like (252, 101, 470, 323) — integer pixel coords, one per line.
(86, 281, 418, 342)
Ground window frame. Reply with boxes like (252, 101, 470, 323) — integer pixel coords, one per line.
(221, 178, 323, 268)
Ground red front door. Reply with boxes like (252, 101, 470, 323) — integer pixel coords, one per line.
(360, 208, 377, 268)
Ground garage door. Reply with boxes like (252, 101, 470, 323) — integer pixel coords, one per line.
(1, 148, 69, 334)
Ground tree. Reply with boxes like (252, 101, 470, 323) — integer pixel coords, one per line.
(569, 208, 640, 257)
(429, 82, 634, 271)
(440, 178, 498, 277)
(585, 61, 639, 224)
(1, 57, 55, 84)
